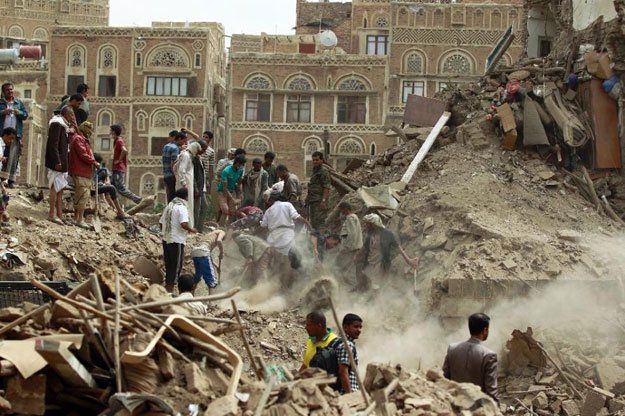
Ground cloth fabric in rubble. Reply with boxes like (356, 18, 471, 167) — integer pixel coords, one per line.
(191, 245, 218, 289)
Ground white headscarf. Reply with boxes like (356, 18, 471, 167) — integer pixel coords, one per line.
(363, 213, 384, 228)
(187, 141, 202, 157)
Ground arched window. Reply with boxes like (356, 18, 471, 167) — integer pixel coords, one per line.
(375, 15, 389, 28)
(337, 77, 367, 91)
(33, 27, 48, 40)
(404, 52, 424, 74)
(287, 76, 312, 91)
(147, 46, 189, 68)
(136, 111, 147, 131)
(508, 10, 519, 29)
(303, 137, 323, 178)
(473, 9, 484, 28)
(140, 173, 157, 196)
(335, 137, 365, 171)
(433, 9, 444, 27)
(245, 75, 272, 90)
(370, 143, 376, 156)
(243, 135, 273, 157)
(396, 7, 409, 26)
(8, 25, 23, 39)
(245, 75, 272, 122)
(99, 46, 116, 69)
(337, 138, 365, 155)
(441, 52, 472, 75)
(286, 76, 313, 123)
(194, 53, 201, 68)
(184, 114, 194, 130)
(135, 52, 142, 67)
(68, 45, 86, 68)
(98, 111, 112, 127)
(491, 9, 502, 29)
(152, 109, 179, 128)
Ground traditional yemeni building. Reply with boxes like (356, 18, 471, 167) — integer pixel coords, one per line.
(46, 22, 227, 201)
(228, 0, 525, 179)
(229, 34, 396, 179)
(0, 0, 109, 185)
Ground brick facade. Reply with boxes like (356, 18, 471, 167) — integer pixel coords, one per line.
(46, 23, 227, 201)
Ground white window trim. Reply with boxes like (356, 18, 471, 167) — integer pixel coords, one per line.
(243, 92, 273, 123)
(401, 79, 427, 103)
(333, 95, 369, 125)
(283, 94, 314, 124)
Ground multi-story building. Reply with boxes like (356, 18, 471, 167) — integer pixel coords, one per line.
(0, 0, 109, 185)
(229, 34, 396, 179)
(228, 0, 526, 178)
(47, 22, 227, 201)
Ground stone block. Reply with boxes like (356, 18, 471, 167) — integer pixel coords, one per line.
(596, 358, 625, 395)
(204, 395, 239, 416)
(532, 391, 549, 409)
(184, 363, 212, 394)
(561, 399, 581, 416)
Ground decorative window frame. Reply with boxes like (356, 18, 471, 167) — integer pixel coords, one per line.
(7, 25, 24, 39)
(145, 44, 191, 71)
(242, 134, 273, 156)
(95, 109, 114, 153)
(402, 48, 427, 75)
(334, 135, 366, 156)
(96, 44, 119, 97)
(140, 172, 157, 197)
(32, 27, 48, 41)
(302, 136, 324, 179)
(284, 74, 316, 124)
(438, 49, 476, 76)
(136, 110, 148, 132)
(66, 43, 87, 93)
(149, 108, 181, 156)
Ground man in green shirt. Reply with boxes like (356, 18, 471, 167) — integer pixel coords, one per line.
(299, 310, 338, 372)
(217, 155, 246, 226)
(306, 151, 332, 260)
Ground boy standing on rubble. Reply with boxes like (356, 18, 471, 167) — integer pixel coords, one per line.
(336, 313, 363, 394)
(160, 188, 198, 292)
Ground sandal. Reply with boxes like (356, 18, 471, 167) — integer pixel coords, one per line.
(75, 222, 92, 230)
(48, 217, 64, 225)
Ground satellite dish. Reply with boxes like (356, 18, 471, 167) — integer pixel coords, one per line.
(318, 30, 338, 48)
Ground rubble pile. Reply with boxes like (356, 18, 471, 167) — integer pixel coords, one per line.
(499, 324, 625, 416)
(0, 189, 164, 284)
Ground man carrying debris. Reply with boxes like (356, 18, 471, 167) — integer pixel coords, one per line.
(325, 202, 363, 286)
(261, 190, 312, 286)
(191, 227, 224, 293)
(232, 230, 271, 286)
(357, 213, 419, 290)
(299, 310, 338, 372)
(336, 313, 363, 394)
(160, 188, 198, 292)
(443, 313, 498, 401)
(306, 151, 332, 260)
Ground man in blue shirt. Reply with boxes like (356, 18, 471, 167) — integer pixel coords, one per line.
(162, 131, 186, 202)
(0, 83, 28, 188)
(217, 155, 246, 226)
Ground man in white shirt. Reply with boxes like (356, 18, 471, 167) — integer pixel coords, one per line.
(159, 188, 198, 292)
(261, 191, 311, 284)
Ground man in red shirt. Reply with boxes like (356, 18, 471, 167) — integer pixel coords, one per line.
(110, 124, 142, 205)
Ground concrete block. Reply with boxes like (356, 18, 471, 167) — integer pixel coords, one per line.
(532, 391, 548, 410)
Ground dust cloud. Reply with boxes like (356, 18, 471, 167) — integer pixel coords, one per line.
(220, 229, 625, 373)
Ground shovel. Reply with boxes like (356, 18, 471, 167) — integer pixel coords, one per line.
(93, 167, 102, 234)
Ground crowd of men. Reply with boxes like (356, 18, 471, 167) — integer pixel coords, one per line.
(0, 80, 499, 402)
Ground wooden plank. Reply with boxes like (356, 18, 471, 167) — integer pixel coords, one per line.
(403, 94, 448, 127)
(496, 103, 516, 133)
(34, 339, 96, 388)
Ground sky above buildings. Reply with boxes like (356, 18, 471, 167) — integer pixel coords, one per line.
(109, 0, 298, 38)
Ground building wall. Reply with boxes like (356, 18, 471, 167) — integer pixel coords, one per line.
(229, 52, 396, 179)
(47, 24, 227, 201)
(296, 0, 353, 53)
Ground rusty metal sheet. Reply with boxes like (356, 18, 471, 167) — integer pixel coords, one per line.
(579, 80, 621, 169)
(402, 94, 447, 127)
